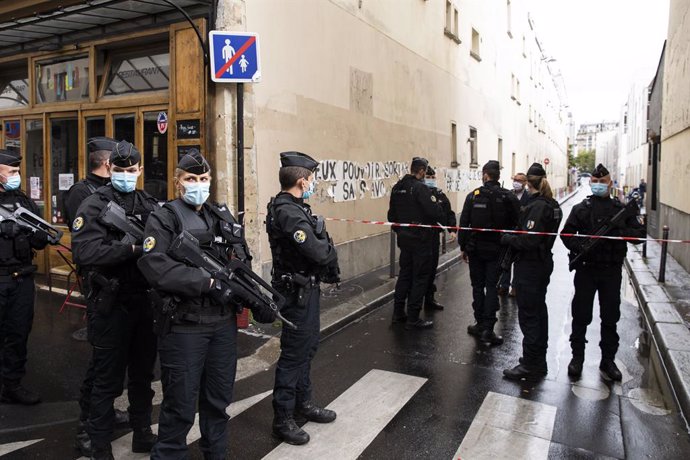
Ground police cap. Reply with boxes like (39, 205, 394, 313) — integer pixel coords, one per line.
(0, 148, 21, 166)
(87, 137, 117, 153)
(178, 148, 211, 174)
(591, 163, 610, 178)
(279, 151, 319, 171)
(411, 157, 428, 169)
(527, 162, 546, 177)
(110, 140, 141, 167)
(482, 160, 500, 174)
(426, 166, 436, 176)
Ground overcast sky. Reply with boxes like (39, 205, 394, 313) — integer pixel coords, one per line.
(528, 0, 669, 125)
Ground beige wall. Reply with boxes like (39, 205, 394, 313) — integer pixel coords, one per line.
(661, 0, 690, 215)
(213, 0, 570, 279)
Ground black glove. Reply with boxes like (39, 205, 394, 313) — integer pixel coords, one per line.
(0, 220, 18, 238)
(250, 304, 277, 324)
(209, 278, 233, 307)
(501, 234, 514, 246)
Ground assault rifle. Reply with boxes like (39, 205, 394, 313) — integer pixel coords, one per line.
(495, 244, 515, 289)
(98, 201, 145, 245)
(168, 231, 295, 329)
(0, 203, 65, 247)
(568, 194, 640, 271)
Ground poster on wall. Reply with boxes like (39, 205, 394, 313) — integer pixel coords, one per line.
(30, 176, 41, 200)
(58, 173, 74, 191)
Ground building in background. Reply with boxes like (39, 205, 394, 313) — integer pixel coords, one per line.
(618, 82, 650, 193)
(0, 0, 571, 280)
(647, 42, 665, 237)
(595, 129, 619, 178)
(660, 0, 690, 271)
(574, 121, 618, 155)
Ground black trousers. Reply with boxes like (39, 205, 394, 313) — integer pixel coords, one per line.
(513, 257, 553, 368)
(152, 318, 237, 460)
(570, 266, 623, 360)
(0, 276, 35, 386)
(425, 233, 441, 303)
(86, 293, 157, 449)
(273, 286, 320, 418)
(467, 251, 500, 330)
(393, 240, 433, 322)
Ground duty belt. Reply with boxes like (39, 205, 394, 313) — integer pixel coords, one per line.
(0, 265, 36, 279)
(179, 312, 230, 324)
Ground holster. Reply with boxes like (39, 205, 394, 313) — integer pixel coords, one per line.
(84, 271, 119, 315)
(148, 289, 179, 336)
(277, 272, 314, 308)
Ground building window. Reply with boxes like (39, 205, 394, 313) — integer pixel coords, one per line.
(522, 35, 527, 58)
(34, 54, 89, 104)
(471, 29, 481, 61)
(451, 122, 458, 167)
(511, 74, 516, 100)
(511, 152, 516, 177)
(529, 104, 533, 122)
(507, 0, 512, 38)
(104, 46, 170, 97)
(497, 137, 503, 167)
(511, 74, 520, 103)
(444, 1, 461, 43)
(0, 64, 29, 109)
(469, 126, 478, 167)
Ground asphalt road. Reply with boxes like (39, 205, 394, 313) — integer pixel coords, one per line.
(2, 187, 689, 459)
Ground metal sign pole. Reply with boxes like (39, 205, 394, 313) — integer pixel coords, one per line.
(237, 82, 245, 224)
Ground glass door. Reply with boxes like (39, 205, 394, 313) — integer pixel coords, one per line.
(112, 112, 135, 144)
(49, 116, 78, 226)
(142, 110, 168, 201)
(24, 118, 45, 215)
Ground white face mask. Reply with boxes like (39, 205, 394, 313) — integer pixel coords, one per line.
(513, 181, 524, 191)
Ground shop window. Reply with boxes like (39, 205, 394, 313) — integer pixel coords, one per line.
(85, 116, 106, 176)
(105, 51, 170, 96)
(114, 113, 135, 143)
(0, 78, 29, 109)
(35, 54, 89, 104)
(2, 120, 21, 154)
(143, 111, 168, 201)
(25, 119, 45, 214)
(50, 118, 79, 226)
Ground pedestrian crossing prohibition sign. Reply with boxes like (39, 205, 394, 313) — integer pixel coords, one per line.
(209, 31, 261, 83)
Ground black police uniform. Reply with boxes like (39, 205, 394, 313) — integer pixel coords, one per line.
(424, 168, 456, 310)
(138, 150, 253, 459)
(266, 151, 339, 445)
(458, 163, 519, 342)
(501, 164, 562, 379)
(72, 142, 159, 458)
(388, 158, 443, 329)
(560, 164, 645, 380)
(0, 150, 49, 405)
(498, 188, 530, 292)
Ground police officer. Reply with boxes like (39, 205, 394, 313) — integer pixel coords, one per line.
(423, 166, 456, 311)
(459, 160, 519, 345)
(501, 163, 562, 380)
(138, 149, 265, 458)
(0, 149, 49, 405)
(560, 164, 645, 381)
(72, 141, 158, 459)
(63, 137, 114, 226)
(266, 151, 340, 445)
(498, 172, 530, 296)
(388, 157, 443, 330)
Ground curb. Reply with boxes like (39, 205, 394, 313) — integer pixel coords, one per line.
(624, 248, 690, 425)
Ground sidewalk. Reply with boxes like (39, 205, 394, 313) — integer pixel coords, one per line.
(625, 241, 690, 424)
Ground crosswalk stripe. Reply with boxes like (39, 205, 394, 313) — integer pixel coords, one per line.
(262, 369, 427, 460)
(79, 390, 272, 459)
(0, 439, 43, 456)
(453, 392, 557, 460)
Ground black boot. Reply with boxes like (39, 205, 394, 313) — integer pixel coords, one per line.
(90, 444, 113, 460)
(296, 401, 336, 423)
(131, 427, 157, 453)
(424, 299, 445, 311)
(405, 319, 433, 330)
(114, 409, 129, 427)
(74, 421, 92, 456)
(503, 363, 547, 381)
(479, 329, 504, 346)
(567, 356, 584, 378)
(599, 359, 622, 381)
(0, 383, 41, 405)
(272, 416, 310, 445)
(467, 323, 483, 337)
(391, 314, 408, 324)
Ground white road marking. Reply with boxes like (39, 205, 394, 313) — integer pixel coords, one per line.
(79, 390, 272, 460)
(0, 439, 43, 456)
(262, 369, 427, 460)
(453, 392, 557, 460)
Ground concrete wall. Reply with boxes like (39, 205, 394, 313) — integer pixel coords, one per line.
(212, 0, 570, 280)
(619, 82, 649, 189)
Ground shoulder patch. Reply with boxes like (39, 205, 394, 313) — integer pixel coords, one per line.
(526, 220, 535, 230)
(430, 195, 437, 202)
(474, 189, 481, 196)
(293, 230, 307, 244)
(143, 236, 156, 253)
(72, 216, 84, 232)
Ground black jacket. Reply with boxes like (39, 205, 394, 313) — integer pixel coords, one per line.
(560, 195, 645, 267)
(429, 186, 457, 233)
(502, 193, 562, 259)
(63, 173, 110, 226)
(0, 190, 49, 268)
(266, 192, 338, 279)
(387, 174, 443, 245)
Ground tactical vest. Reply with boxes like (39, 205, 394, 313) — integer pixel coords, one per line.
(0, 199, 33, 268)
(469, 185, 511, 230)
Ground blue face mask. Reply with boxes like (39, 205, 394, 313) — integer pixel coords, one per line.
(111, 172, 138, 193)
(302, 180, 316, 199)
(424, 179, 437, 188)
(1, 174, 21, 191)
(182, 182, 211, 206)
(591, 182, 610, 197)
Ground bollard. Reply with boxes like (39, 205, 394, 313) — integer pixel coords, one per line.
(389, 229, 396, 278)
(642, 214, 647, 258)
(659, 225, 669, 283)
